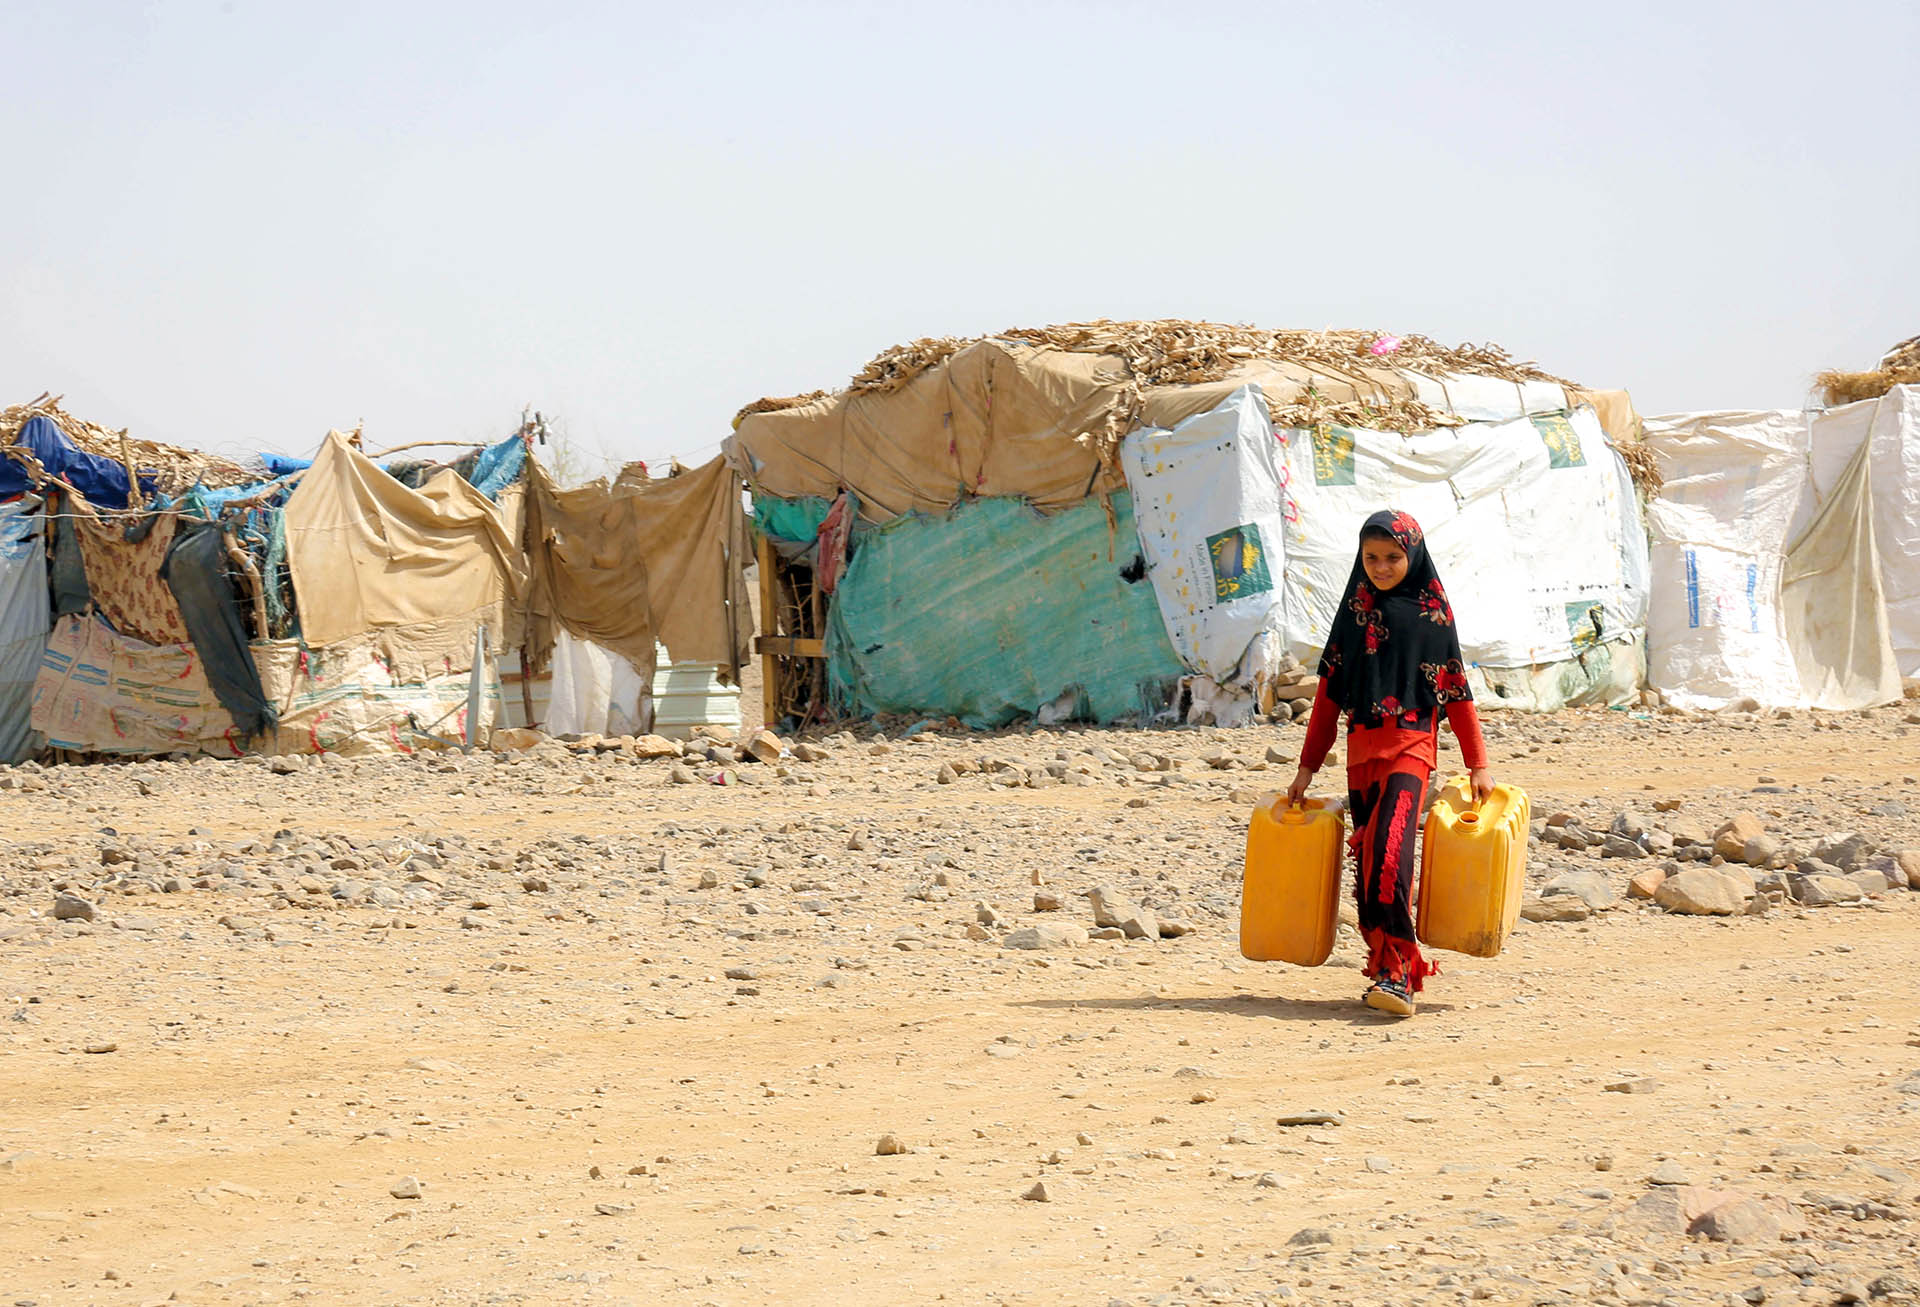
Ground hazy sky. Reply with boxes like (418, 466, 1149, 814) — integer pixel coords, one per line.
(5, 1, 1915, 474)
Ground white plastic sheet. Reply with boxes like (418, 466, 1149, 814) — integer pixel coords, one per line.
(1803, 386, 1920, 677)
(1121, 388, 1650, 709)
(545, 627, 646, 737)
(1120, 387, 1288, 683)
(1641, 411, 1810, 709)
(0, 497, 51, 762)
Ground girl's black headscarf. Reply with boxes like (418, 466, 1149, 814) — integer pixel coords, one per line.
(1315, 508, 1472, 726)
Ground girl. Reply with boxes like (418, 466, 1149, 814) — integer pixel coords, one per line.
(1285, 509, 1494, 1017)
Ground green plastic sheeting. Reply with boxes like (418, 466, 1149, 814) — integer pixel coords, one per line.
(753, 494, 833, 543)
(825, 493, 1183, 728)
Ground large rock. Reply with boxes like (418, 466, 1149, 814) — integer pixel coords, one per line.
(1713, 813, 1765, 861)
(1001, 923, 1088, 950)
(1654, 868, 1748, 916)
(1627, 866, 1669, 900)
(1521, 895, 1591, 923)
(1790, 873, 1863, 907)
(630, 734, 682, 759)
(1812, 832, 1874, 872)
(1740, 833, 1782, 867)
(1897, 849, 1920, 890)
(1664, 816, 1712, 848)
(1601, 835, 1648, 860)
(1541, 870, 1619, 910)
(1085, 885, 1140, 930)
(490, 726, 547, 752)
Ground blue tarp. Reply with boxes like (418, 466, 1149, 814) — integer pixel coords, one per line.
(824, 492, 1184, 728)
(0, 416, 157, 509)
(470, 434, 526, 501)
(258, 452, 313, 477)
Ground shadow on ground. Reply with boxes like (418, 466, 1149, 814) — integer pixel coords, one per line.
(1012, 992, 1456, 1025)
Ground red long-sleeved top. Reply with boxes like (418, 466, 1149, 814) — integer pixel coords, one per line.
(1297, 678, 1488, 775)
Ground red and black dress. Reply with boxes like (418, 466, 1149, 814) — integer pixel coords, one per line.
(1296, 509, 1489, 994)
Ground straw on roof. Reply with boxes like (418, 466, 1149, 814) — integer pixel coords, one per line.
(1815, 334, 1920, 408)
(739, 318, 1575, 438)
(1, 394, 258, 497)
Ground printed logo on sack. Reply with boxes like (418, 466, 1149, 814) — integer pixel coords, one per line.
(1206, 525, 1273, 603)
(1565, 600, 1605, 651)
(1532, 414, 1587, 469)
(1310, 425, 1356, 486)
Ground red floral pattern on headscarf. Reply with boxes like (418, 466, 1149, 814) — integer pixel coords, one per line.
(1316, 508, 1472, 722)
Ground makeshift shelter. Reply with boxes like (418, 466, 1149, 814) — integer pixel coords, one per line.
(731, 320, 1654, 728)
(1644, 356, 1918, 708)
(1, 395, 750, 759)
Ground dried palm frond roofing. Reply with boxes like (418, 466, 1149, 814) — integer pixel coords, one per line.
(1814, 334, 1920, 408)
(1, 394, 258, 496)
(741, 318, 1579, 438)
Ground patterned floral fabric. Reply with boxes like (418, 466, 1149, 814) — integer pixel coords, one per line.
(73, 500, 191, 646)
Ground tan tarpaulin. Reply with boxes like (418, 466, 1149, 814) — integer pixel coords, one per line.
(284, 430, 526, 674)
(525, 453, 750, 680)
(525, 460, 656, 677)
(1781, 433, 1903, 709)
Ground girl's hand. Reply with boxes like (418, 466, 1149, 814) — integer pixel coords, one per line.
(1285, 766, 1314, 808)
(1470, 767, 1495, 804)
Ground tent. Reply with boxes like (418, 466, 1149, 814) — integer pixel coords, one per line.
(1, 398, 750, 758)
(731, 320, 1655, 728)
(1644, 384, 1914, 710)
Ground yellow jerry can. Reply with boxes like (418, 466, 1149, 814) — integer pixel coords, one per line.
(1240, 795, 1346, 966)
(1416, 777, 1530, 958)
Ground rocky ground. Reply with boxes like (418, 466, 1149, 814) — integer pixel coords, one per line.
(3, 701, 1919, 1307)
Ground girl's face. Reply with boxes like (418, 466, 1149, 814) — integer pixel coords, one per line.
(1362, 538, 1410, 591)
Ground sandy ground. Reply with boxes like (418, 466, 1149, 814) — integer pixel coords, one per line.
(3, 704, 1919, 1307)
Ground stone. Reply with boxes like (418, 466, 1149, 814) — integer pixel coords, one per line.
(874, 1134, 909, 1156)
(1032, 890, 1063, 912)
(630, 734, 681, 758)
(83, 1040, 118, 1054)
(1085, 885, 1139, 930)
(1157, 918, 1193, 938)
(936, 764, 958, 785)
(1364, 1156, 1392, 1174)
(1664, 815, 1711, 846)
(1119, 908, 1160, 941)
(520, 874, 552, 893)
(389, 1175, 423, 1199)
(1896, 850, 1920, 890)
(1610, 811, 1650, 842)
(1265, 745, 1293, 765)
(1690, 1197, 1784, 1243)
(1647, 1159, 1689, 1183)
(1654, 868, 1748, 915)
(1601, 835, 1649, 860)
(1541, 870, 1618, 909)
(1622, 1186, 1689, 1233)
(268, 755, 303, 775)
(1850, 870, 1891, 896)
(1520, 895, 1590, 923)
(1713, 813, 1766, 861)
(1021, 1178, 1067, 1202)
(1286, 1227, 1334, 1247)
(1741, 833, 1783, 867)
(1606, 1078, 1661, 1096)
(668, 763, 697, 785)
(1627, 866, 1669, 899)
(1812, 832, 1874, 871)
(745, 731, 783, 764)
(52, 893, 97, 921)
(792, 742, 830, 763)
(1275, 1110, 1343, 1127)
(1001, 923, 1087, 950)
(1789, 873, 1863, 907)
